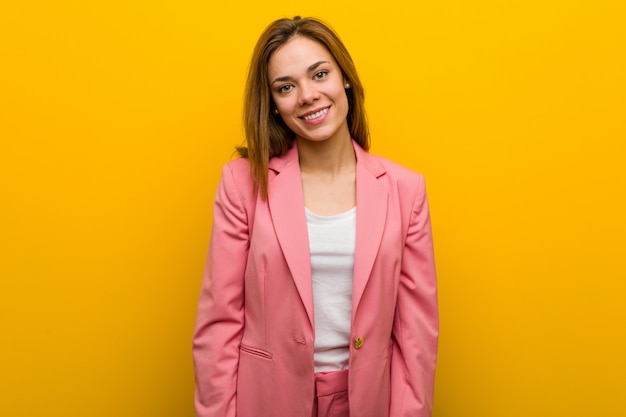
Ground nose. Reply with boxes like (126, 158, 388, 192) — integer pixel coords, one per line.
(298, 81, 320, 105)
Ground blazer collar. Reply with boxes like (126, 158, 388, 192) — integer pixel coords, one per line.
(268, 142, 299, 174)
(267, 141, 388, 328)
(267, 140, 385, 177)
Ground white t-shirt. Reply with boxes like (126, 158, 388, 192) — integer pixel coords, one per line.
(305, 207, 356, 372)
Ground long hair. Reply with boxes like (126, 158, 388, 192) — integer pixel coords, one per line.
(238, 16, 369, 199)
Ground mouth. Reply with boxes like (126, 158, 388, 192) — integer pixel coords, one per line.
(301, 106, 330, 121)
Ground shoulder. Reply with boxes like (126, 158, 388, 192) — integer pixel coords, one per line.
(363, 152, 431, 222)
(217, 157, 256, 207)
(223, 157, 252, 176)
(220, 157, 254, 189)
(354, 141, 424, 184)
(363, 151, 426, 191)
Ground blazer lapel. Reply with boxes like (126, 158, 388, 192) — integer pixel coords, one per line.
(266, 142, 388, 329)
(267, 144, 315, 329)
(352, 143, 388, 316)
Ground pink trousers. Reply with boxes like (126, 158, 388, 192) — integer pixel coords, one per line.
(311, 369, 349, 417)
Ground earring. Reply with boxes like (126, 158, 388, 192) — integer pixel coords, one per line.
(272, 108, 279, 115)
(345, 83, 351, 88)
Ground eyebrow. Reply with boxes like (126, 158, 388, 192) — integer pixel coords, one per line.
(270, 61, 330, 85)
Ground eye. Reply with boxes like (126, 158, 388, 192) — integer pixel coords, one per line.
(313, 70, 328, 80)
(278, 84, 293, 93)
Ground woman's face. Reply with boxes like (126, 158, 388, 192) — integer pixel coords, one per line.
(268, 36, 350, 145)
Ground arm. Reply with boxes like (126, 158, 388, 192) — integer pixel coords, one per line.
(390, 175, 439, 417)
(193, 164, 249, 417)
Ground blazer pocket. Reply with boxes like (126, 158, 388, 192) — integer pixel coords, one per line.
(240, 343, 273, 361)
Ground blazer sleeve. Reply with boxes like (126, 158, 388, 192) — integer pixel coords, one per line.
(193, 164, 249, 417)
(389, 175, 439, 417)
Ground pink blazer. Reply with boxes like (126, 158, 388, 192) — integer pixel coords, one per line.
(193, 141, 438, 417)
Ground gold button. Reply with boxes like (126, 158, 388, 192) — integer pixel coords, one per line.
(354, 337, 364, 350)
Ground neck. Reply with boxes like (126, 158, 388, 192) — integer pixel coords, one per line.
(296, 136, 356, 176)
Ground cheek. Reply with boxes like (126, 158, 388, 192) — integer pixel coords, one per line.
(280, 116, 299, 132)
(274, 96, 295, 113)
(279, 116, 302, 136)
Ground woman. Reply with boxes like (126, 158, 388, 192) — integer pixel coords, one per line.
(193, 16, 438, 417)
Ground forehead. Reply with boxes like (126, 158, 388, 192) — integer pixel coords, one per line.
(268, 36, 336, 77)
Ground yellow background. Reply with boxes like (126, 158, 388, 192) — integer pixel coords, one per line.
(1, 1, 624, 416)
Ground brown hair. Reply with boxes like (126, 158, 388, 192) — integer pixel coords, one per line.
(238, 16, 370, 199)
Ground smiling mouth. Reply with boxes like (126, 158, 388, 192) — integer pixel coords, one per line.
(302, 107, 329, 121)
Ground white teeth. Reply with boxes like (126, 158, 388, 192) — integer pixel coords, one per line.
(303, 108, 328, 120)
